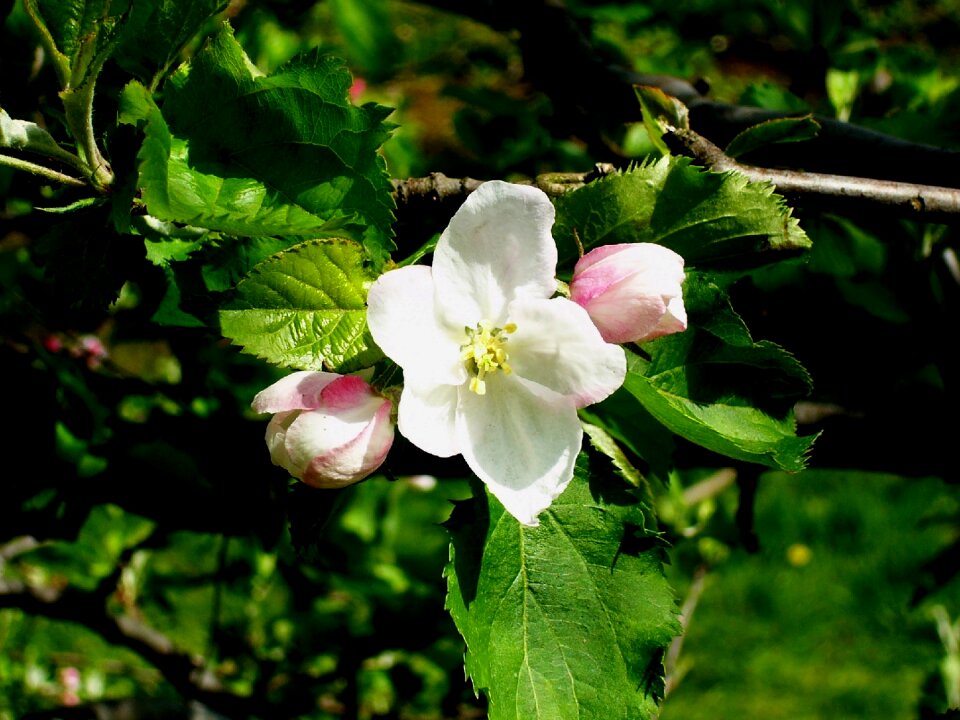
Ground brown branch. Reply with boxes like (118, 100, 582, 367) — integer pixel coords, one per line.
(415, 0, 960, 190)
(390, 166, 617, 247)
(391, 164, 616, 207)
(667, 127, 960, 221)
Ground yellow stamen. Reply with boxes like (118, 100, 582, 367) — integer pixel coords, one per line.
(461, 321, 516, 395)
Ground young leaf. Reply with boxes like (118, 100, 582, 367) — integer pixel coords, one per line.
(634, 85, 689, 156)
(445, 450, 679, 720)
(552, 157, 811, 269)
(725, 115, 820, 159)
(120, 24, 397, 266)
(622, 274, 816, 471)
(219, 238, 384, 372)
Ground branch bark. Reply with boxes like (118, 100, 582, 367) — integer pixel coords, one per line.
(667, 128, 960, 221)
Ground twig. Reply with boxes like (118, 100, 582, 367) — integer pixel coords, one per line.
(0, 153, 87, 187)
(663, 565, 708, 698)
(668, 127, 960, 221)
(391, 164, 616, 207)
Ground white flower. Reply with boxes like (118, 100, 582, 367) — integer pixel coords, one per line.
(366, 181, 626, 526)
(252, 371, 394, 488)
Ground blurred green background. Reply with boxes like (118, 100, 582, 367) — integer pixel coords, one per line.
(3, 0, 960, 717)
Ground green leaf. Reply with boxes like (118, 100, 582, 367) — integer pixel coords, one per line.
(552, 157, 811, 270)
(24, 0, 125, 85)
(623, 274, 816, 471)
(115, 0, 226, 85)
(219, 238, 384, 372)
(445, 450, 679, 720)
(579, 388, 676, 483)
(1, 107, 71, 158)
(634, 85, 689, 156)
(120, 24, 397, 266)
(725, 115, 820, 159)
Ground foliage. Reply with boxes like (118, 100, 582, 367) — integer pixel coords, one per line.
(1, 0, 958, 719)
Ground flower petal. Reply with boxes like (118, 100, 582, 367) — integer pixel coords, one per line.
(571, 243, 687, 344)
(265, 411, 300, 476)
(252, 370, 340, 413)
(302, 397, 394, 488)
(366, 264, 465, 386)
(507, 297, 626, 407)
(456, 374, 581, 526)
(397, 379, 460, 458)
(433, 181, 558, 329)
(284, 393, 387, 478)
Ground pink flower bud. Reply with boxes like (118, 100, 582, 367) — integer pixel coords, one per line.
(570, 243, 687, 344)
(251, 371, 394, 488)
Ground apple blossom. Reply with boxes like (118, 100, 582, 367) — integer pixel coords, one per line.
(570, 242, 687, 344)
(366, 180, 626, 526)
(251, 371, 394, 488)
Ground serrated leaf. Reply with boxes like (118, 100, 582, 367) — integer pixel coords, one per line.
(120, 24, 397, 266)
(634, 85, 689, 156)
(623, 274, 816, 471)
(219, 238, 383, 372)
(725, 115, 820, 159)
(445, 451, 679, 720)
(553, 156, 811, 270)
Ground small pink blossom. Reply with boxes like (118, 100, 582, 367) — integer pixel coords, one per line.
(252, 371, 394, 488)
(349, 77, 367, 102)
(59, 666, 81, 706)
(570, 243, 687, 344)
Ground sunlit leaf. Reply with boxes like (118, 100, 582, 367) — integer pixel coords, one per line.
(553, 157, 811, 269)
(119, 23, 396, 265)
(445, 450, 679, 720)
(219, 238, 383, 372)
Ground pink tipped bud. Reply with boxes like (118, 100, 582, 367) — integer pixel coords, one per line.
(252, 371, 394, 488)
(570, 243, 687, 344)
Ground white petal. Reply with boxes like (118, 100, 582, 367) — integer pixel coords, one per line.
(366, 265, 465, 386)
(265, 411, 300, 476)
(507, 297, 626, 408)
(397, 379, 461, 458)
(433, 181, 558, 329)
(456, 374, 581, 526)
(252, 371, 340, 413)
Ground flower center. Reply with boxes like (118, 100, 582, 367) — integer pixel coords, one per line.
(460, 321, 517, 395)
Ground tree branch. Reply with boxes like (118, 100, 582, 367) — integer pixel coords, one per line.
(667, 127, 960, 221)
(391, 165, 615, 207)
(415, 0, 960, 189)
